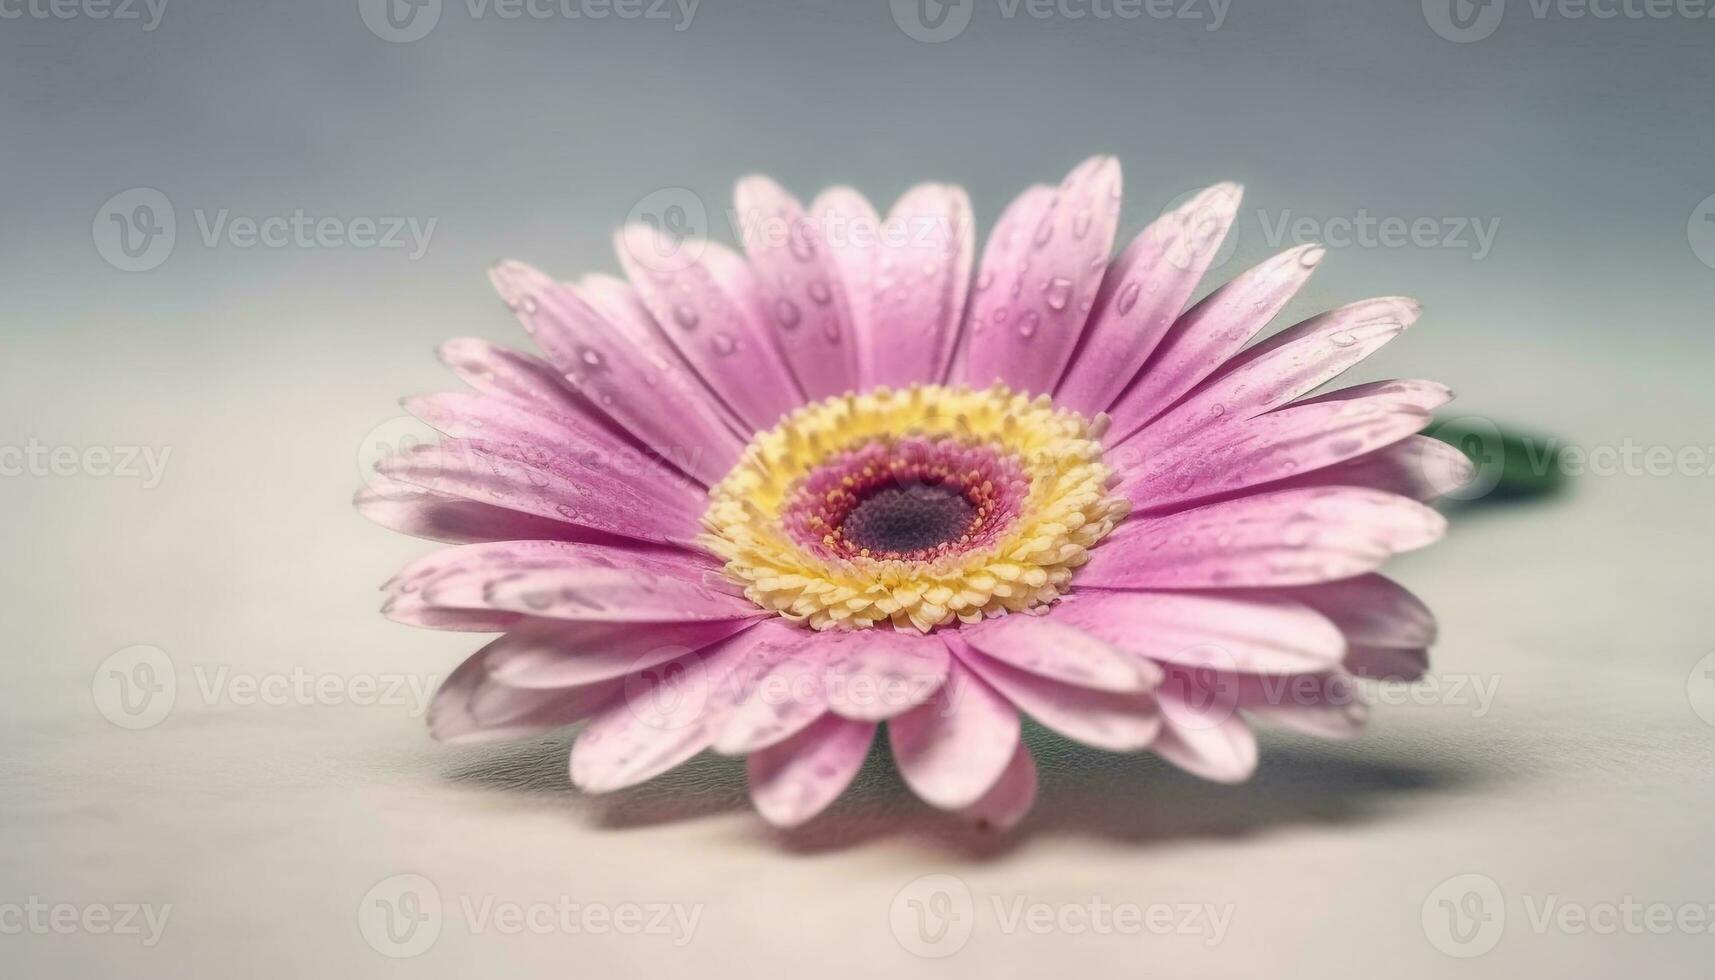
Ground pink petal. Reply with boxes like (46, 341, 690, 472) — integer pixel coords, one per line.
(489, 261, 747, 485)
(1150, 690, 1258, 783)
(865, 182, 975, 388)
(355, 477, 597, 545)
(1264, 434, 1475, 503)
(1230, 670, 1370, 738)
(1102, 245, 1324, 438)
(713, 654, 829, 754)
(734, 176, 860, 400)
(960, 742, 1037, 830)
(961, 614, 1156, 692)
(1077, 487, 1446, 589)
(1049, 591, 1345, 674)
(1119, 296, 1420, 446)
(1264, 574, 1437, 650)
(435, 338, 602, 424)
(615, 227, 805, 431)
(1057, 182, 1241, 416)
(746, 715, 875, 828)
(376, 438, 700, 547)
(568, 632, 767, 793)
(807, 187, 880, 352)
(1344, 645, 1429, 681)
(953, 637, 1160, 751)
(888, 657, 1021, 810)
(819, 629, 951, 722)
(1114, 381, 1449, 513)
(429, 654, 621, 743)
(479, 618, 760, 689)
(388, 540, 755, 625)
(405, 391, 704, 506)
(959, 156, 1122, 395)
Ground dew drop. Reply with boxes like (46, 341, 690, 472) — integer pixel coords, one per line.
(1018, 310, 1041, 338)
(774, 297, 803, 329)
(976, 270, 994, 291)
(1043, 277, 1073, 312)
(672, 304, 699, 329)
(788, 230, 816, 261)
(1116, 281, 1142, 316)
(712, 332, 739, 356)
(1329, 331, 1357, 347)
(807, 280, 832, 305)
(1072, 209, 1093, 239)
(579, 347, 606, 370)
(1210, 402, 1225, 418)
(1032, 214, 1054, 247)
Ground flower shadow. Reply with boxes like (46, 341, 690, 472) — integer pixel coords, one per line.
(437, 720, 1488, 858)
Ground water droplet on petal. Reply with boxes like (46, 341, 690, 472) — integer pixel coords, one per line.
(1116, 281, 1142, 315)
(1072, 209, 1093, 239)
(1329, 331, 1357, 347)
(1032, 214, 1054, 247)
(1018, 310, 1041, 338)
(774, 297, 802, 329)
(672, 304, 699, 329)
(1043, 277, 1073, 312)
(788, 229, 816, 261)
(712, 333, 739, 356)
(807, 280, 832, 305)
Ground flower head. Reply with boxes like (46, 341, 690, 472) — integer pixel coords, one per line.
(360, 156, 1469, 829)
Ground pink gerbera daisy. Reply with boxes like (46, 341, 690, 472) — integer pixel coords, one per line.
(359, 156, 1470, 830)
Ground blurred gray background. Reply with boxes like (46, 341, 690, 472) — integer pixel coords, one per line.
(4, 1, 1714, 977)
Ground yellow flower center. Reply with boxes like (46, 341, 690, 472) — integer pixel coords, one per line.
(700, 384, 1130, 632)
